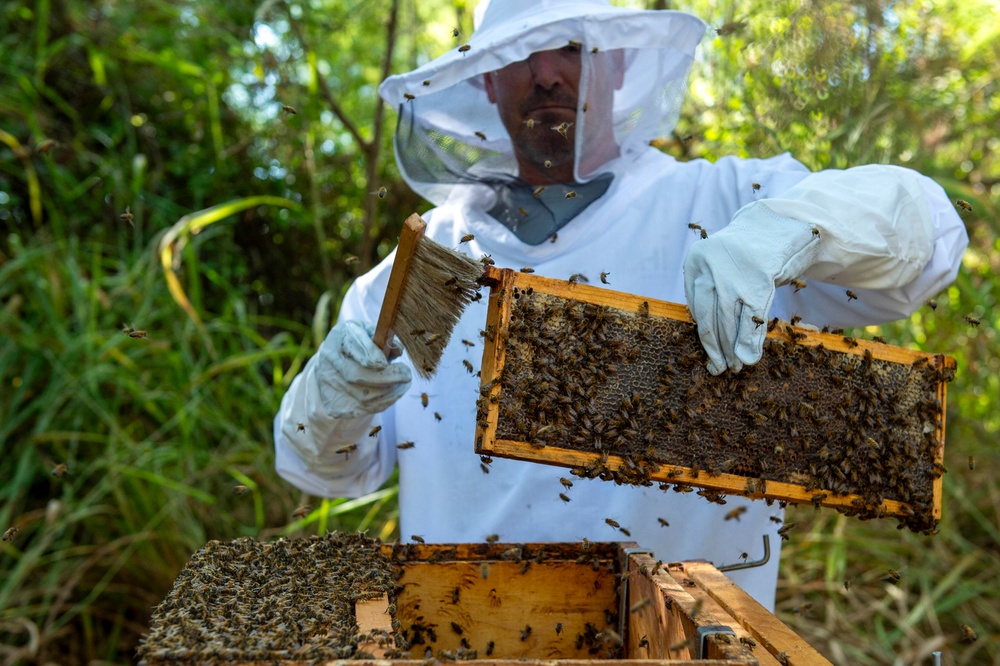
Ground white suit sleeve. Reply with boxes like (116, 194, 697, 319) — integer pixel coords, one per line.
(273, 280, 400, 499)
(763, 165, 967, 326)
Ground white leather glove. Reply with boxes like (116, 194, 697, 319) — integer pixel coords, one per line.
(684, 202, 820, 375)
(279, 320, 411, 474)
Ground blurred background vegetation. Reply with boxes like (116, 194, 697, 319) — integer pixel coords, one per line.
(0, 0, 996, 663)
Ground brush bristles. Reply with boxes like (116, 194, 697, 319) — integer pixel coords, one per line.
(395, 238, 485, 378)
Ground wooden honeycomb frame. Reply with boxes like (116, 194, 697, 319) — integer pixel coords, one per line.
(475, 267, 954, 533)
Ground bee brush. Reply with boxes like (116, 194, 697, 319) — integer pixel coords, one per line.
(373, 213, 485, 378)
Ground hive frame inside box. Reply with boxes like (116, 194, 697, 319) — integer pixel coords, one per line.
(354, 542, 832, 665)
(474, 267, 953, 530)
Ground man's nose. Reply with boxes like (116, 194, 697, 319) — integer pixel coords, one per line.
(527, 51, 565, 89)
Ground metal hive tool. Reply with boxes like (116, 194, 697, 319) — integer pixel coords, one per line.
(475, 268, 955, 534)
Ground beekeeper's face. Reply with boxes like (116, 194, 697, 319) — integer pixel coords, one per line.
(484, 46, 583, 181)
(485, 46, 623, 184)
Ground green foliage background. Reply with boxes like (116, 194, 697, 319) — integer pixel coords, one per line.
(0, 0, 997, 664)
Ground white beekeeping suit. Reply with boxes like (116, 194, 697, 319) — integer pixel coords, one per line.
(274, 0, 967, 610)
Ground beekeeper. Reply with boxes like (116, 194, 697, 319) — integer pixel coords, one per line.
(273, 0, 967, 609)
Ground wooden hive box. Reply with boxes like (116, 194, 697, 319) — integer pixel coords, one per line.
(140, 538, 831, 665)
(475, 267, 955, 534)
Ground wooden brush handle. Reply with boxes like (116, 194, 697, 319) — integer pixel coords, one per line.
(373, 213, 427, 357)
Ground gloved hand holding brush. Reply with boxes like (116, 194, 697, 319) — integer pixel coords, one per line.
(278, 320, 411, 475)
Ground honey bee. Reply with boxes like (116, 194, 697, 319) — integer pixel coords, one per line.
(959, 624, 978, 643)
(451, 621, 464, 634)
(965, 314, 981, 327)
(640, 301, 649, 316)
(292, 504, 311, 518)
(336, 443, 358, 455)
(751, 182, 761, 192)
(421, 393, 429, 408)
(550, 232, 558, 243)
(281, 104, 297, 114)
(630, 598, 651, 613)
(2, 527, 18, 542)
(700, 228, 708, 239)
(480, 561, 490, 578)
(403, 93, 415, 101)
(811, 227, 820, 237)
(568, 273, 587, 283)
(926, 299, 938, 310)
(769, 515, 782, 524)
(411, 534, 425, 543)
(739, 636, 756, 649)
(369, 425, 382, 437)
(668, 637, 692, 652)
(373, 186, 388, 199)
(620, 527, 632, 537)
(968, 456, 975, 470)
(559, 493, 571, 502)
(842, 336, 859, 348)
(543, 159, 553, 168)
(458, 44, 471, 53)
(582, 102, 588, 113)
(521, 625, 532, 641)
(846, 290, 858, 301)
(461, 339, 476, 348)
(434, 412, 442, 421)
(776, 523, 794, 540)
(422, 79, 431, 86)
(790, 278, 806, 292)
(345, 255, 359, 266)
(233, 484, 249, 495)
(605, 517, 620, 530)
(120, 206, 134, 227)
(523, 118, 537, 130)
(519, 207, 530, 216)
(475, 131, 487, 141)
(551, 122, 573, 138)
(452, 27, 461, 37)
(752, 315, 765, 328)
(485, 640, 495, 655)
(955, 199, 972, 212)
(397, 441, 415, 449)
(51, 463, 68, 477)
(35, 138, 58, 154)
(480, 462, 490, 474)
(533, 186, 546, 197)
(724, 506, 747, 521)
(776, 651, 789, 666)
(881, 569, 901, 584)
(600, 271, 610, 284)
(739, 551, 749, 561)
(564, 190, 577, 199)
(462, 359, 474, 373)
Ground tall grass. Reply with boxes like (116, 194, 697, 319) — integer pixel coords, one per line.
(0, 230, 397, 664)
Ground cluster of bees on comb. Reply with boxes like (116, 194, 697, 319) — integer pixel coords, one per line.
(137, 533, 405, 664)
(483, 287, 954, 534)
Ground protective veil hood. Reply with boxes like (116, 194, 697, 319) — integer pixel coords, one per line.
(378, 0, 706, 207)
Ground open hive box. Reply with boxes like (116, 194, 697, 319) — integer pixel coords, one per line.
(475, 267, 955, 534)
(138, 535, 830, 665)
